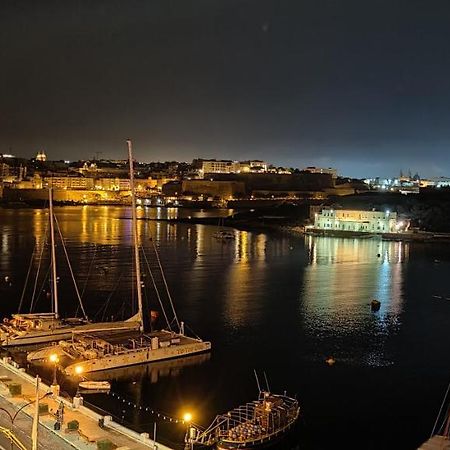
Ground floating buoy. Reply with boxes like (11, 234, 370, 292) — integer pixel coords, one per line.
(325, 357, 336, 366)
(371, 299, 381, 311)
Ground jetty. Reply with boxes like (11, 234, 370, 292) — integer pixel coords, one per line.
(0, 357, 173, 450)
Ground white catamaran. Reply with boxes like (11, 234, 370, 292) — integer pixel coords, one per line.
(27, 140, 211, 374)
(0, 188, 141, 347)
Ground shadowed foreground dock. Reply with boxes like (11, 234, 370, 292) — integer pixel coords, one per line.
(0, 357, 173, 449)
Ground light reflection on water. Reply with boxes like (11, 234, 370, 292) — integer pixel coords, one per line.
(303, 236, 407, 367)
(1, 206, 449, 449)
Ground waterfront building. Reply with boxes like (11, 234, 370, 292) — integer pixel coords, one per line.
(314, 208, 400, 233)
(419, 177, 450, 188)
(45, 176, 94, 190)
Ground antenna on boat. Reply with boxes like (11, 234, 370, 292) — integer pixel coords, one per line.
(254, 369, 262, 394)
(127, 139, 144, 333)
(263, 371, 271, 393)
(48, 187, 59, 319)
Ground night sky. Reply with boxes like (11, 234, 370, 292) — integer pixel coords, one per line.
(2, 0, 450, 178)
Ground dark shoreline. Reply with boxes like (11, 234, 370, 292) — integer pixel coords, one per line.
(3, 202, 450, 243)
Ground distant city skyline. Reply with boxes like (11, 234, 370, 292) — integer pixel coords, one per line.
(1, 149, 440, 182)
(2, 0, 450, 179)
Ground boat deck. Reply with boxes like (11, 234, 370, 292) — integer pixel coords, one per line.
(76, 329, 201, 349)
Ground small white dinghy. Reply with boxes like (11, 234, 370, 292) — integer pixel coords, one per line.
(79, 381, 111, 390)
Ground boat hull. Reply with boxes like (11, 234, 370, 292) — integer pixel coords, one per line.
(1, 320, 140, 348)
(79, 381, 111, 390)
(217, 419, 297, 449)
(1, 328, 77, 347)
(64, 339, 211, 375)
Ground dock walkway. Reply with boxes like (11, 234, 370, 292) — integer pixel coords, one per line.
(0, 358, 173, 450)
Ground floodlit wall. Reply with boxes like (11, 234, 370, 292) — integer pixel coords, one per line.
(314, 209, 398, 233)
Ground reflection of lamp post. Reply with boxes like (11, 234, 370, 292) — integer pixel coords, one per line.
(49, 354, 60, 397)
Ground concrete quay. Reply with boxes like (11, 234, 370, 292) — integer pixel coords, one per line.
(0, 358, 173, 450)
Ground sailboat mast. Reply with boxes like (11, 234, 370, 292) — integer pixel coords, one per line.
(127, 139, 144, 333)
(48, 187, 59, 318)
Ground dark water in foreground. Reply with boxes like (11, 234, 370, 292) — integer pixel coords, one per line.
(0, 206, 449, 449)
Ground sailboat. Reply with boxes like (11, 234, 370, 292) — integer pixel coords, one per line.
(213, 217, 235, 241)
(0, 188, 141, 348)
(27, 140, 211, 374)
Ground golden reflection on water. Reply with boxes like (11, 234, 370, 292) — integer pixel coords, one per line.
(303, 236, 408, 366)
(223, 232, 269, 327)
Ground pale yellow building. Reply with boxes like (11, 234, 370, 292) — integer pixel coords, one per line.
(45, 176, 94, 190)
(314, 208, 399, 233)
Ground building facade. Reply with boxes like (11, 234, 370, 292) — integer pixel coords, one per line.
(193, 159, 269, 177)
(314, 208, 399, 233)
(304, 166, 338, 179)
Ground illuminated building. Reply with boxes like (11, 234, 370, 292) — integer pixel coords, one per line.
(314, 208, 401, 233)
(36, 150, 47, 161)
(45, 176, 94, 189)
(193, 159, 268, 178)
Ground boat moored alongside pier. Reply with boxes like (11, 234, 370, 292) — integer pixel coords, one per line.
(185, 387, 299, 449)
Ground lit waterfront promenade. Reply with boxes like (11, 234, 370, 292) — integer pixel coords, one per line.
(0, 358, 173, 450)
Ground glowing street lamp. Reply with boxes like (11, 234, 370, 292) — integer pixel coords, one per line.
(49, 353, 59, 388)
(183, 412, 193, 423)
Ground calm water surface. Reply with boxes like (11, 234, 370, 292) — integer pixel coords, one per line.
(0, 206, 449, 449)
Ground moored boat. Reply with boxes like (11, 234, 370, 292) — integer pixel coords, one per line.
(27, 140, 211, 375)
(79, 380, 111, 390)
(213, 230, 235, 240)
(0, 189, 141, 348)
(186, 386, 299, 449)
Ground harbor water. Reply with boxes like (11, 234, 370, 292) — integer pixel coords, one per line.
(0, 206, 449, 449)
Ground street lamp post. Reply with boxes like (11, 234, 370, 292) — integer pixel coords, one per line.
(183, 412, 194, 450)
